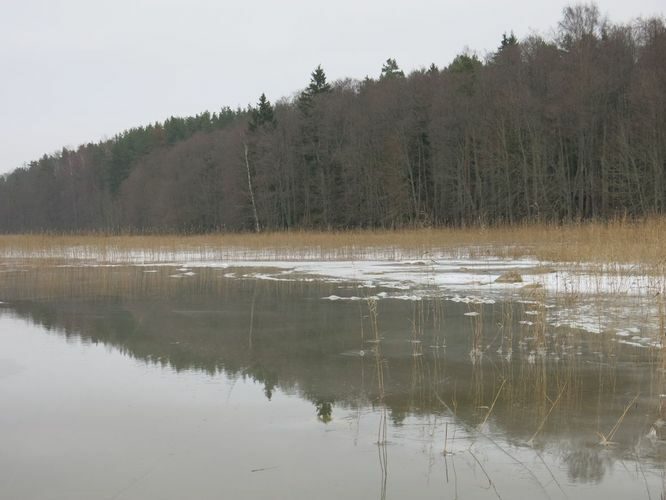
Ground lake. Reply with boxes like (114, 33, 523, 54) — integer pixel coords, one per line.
(0, 265, 664, 499)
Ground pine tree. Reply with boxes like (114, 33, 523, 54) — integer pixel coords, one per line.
(500, 31, 518, 49)
(380, 58, 405, 79)
(447, 53, 482, 73)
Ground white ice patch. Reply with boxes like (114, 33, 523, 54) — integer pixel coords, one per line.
(322, 294, 390, 302)
(392, 295, 422, 301)
(618, 340, 645, 348)
(449, 294, 496, 305)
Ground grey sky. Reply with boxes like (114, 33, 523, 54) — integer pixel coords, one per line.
(1, 0, 663, 175)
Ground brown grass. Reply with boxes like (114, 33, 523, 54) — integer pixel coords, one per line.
(1, 217, 666, 265)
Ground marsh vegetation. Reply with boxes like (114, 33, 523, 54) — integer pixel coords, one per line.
(2, 217, 666, 262)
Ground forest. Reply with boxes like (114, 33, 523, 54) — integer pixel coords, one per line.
(1, 4, 664, 233)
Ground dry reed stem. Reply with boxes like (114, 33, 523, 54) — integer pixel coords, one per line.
(467, 449, 504, 500)
(527, 382, 568, 446)
(480, 379, 507, 429)
(598, 393, 641, 445)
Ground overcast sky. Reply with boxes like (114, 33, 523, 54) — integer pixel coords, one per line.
(1, 0, 663, 175)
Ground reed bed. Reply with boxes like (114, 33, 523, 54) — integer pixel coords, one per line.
(2, 217, 666, 265)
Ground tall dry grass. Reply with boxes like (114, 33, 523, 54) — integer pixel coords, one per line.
(1, 217, 666, 265)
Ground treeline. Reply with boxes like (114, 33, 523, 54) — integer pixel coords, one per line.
(1, 4, 665, 232)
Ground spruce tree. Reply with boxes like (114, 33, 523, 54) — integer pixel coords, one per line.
(249, 93, 276, 131)
(306, 65, 331, 94)
(298, 65, 331, 112)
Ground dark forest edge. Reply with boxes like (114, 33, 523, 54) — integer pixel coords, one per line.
(1, 3, 665, 233)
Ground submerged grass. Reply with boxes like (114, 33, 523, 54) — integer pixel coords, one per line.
(2, 217, 666, 265)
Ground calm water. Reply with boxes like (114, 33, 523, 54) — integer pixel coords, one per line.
(0, 265, 664, 499)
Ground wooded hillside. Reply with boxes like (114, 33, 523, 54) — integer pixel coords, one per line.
(1, 5, 664, 232)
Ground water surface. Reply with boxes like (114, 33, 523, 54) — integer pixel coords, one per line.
(0, 266, 664, 499)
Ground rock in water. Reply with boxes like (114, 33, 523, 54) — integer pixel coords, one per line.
(495, 271, 523, 283)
